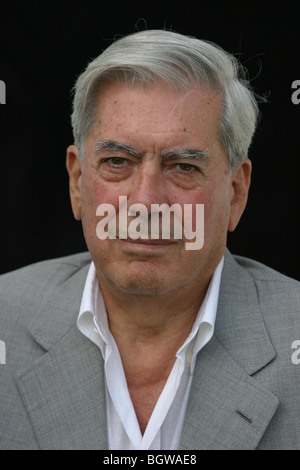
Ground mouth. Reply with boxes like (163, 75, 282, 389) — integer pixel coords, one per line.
(120, 238, 177, 244)
(117, 237, 179, 253)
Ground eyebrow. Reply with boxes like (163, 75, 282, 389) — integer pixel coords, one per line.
(95, 140, 141, 158)
(95, 140, 210, 161)
(161, 147, 209, 161)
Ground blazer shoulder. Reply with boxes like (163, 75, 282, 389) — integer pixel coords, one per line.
(0, 252, 91, 327)
(232, 253, 300, 324)
(0, 252, 91, 292)
(232, 254, 300, 287)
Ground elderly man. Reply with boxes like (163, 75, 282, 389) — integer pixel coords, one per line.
(0, 30, 299, 450)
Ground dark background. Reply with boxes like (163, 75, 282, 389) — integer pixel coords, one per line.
(0, 0, 299, 279)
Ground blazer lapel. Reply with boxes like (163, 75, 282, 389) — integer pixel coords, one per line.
(17, 326, 108, 450)
(180, 336, 279, 450)
(16, 260, 108, 450)
(180, 250, 279, 450)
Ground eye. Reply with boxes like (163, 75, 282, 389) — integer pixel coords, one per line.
(98, 155, 134, 181)
(103, 157, 128, 166)
(175, 162, 199, 172)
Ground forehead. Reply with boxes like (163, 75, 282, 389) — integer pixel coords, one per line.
(91, 81, 223, 150)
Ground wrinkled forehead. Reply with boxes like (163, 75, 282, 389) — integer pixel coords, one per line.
(92, 80, 223, 139)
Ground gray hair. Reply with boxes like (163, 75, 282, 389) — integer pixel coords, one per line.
(71, 29, 260, 171)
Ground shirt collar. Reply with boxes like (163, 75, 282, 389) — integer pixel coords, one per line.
(77, 262, 108, 358)
(77, 257, 224, 370)
(176, 256, 224, 371)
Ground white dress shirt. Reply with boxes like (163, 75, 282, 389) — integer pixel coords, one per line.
(77, 257, 224, 450)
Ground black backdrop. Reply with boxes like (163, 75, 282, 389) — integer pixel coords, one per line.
(1, 0, 299, 279)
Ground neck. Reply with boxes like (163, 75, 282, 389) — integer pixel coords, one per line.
(97, 272, 211, 347)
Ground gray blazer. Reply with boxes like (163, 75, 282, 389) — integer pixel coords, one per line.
(0, 250, 299, 450)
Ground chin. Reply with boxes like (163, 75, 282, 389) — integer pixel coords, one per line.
(115, 273, 168, 296)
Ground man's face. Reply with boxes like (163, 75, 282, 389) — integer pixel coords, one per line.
(67, 81, 251, 297)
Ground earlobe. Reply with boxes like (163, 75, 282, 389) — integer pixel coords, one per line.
(66, 145, 82, 221)
(228, 158, 252, 232)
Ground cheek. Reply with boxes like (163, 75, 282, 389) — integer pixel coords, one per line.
(81, 172, 110, 211)
(80, 173, 104, 238)
(188, 185, 230, 235)
(81, 174, 126, 241)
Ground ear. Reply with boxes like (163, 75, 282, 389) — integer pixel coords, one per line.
(66, 145, 82, 221)
(228, 158, 252, 232)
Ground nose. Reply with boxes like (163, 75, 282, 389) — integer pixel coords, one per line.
(128, 160, 168, 209)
